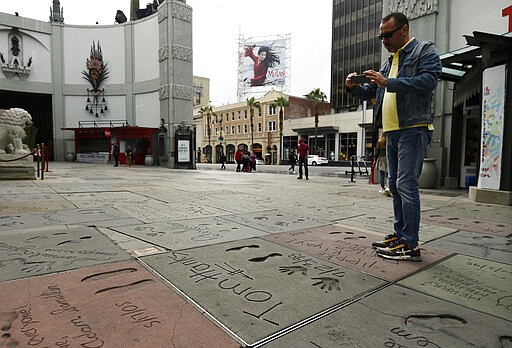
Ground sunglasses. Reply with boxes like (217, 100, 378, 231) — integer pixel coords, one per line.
(378, 25, 404, 40)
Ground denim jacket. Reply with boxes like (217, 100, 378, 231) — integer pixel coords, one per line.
(349, 38, 442, 130)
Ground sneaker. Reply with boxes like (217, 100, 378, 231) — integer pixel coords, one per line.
(376, 241, 422, 262)
(297, 176, 302, 180)
(378, 188, 385, 194)
(371, 233, 398, 249)
(384, 187, 392, 197)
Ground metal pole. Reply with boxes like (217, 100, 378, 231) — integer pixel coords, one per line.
(250, 114, 254, 151)
(40, 143, 44, 180)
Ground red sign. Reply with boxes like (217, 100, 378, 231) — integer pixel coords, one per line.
(503, 5, 512, 32)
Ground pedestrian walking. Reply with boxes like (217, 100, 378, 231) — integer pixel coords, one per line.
(347, 12, 442, 261)
(219, 153, 226, 170)
(288, 151, 297, 174)
(375, 133, 391, 196)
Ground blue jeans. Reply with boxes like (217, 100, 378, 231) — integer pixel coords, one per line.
(386, 127, 432, 247)
(298, 157, 308, 178)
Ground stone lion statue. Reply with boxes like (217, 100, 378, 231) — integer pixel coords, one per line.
(0, 108, 33, 154)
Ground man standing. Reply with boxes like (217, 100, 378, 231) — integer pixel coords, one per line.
(112, 144, 119, 167)
(297, 138, 309, 180)
(346, 12, 442, 261)
(235, 147, 243, 172)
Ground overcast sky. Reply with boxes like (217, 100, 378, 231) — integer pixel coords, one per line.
(1, 0, 332, 106)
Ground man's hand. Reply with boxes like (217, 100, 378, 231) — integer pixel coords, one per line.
(345, 72, 359, 89)
(363, 70, 388, 88)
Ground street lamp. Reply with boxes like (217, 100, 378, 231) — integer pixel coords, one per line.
(314, 113, 319, 155)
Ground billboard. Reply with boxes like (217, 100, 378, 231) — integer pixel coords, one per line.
(238, 34, 290, 100)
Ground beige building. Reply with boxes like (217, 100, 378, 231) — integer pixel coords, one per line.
(193, 90, 330, 164)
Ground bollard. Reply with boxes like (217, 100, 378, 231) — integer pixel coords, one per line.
(41, 143, 44, 180)
(350, 155, 356, 182)
(36, 144, 40, 178)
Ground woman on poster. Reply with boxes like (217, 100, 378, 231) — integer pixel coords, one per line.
(244, 45, 280, 87)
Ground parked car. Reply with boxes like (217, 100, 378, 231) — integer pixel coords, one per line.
(307, 155, 328, 166)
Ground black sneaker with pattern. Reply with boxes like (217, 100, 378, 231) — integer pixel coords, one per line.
(371, 233, 398, 249)
(376, 240, 422, 262)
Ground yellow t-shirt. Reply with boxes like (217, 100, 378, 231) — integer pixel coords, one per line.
(382, 38, 433, 132)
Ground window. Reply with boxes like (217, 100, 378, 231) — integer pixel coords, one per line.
(244, 110, 248, 119)
(269, 105, 276, 115)
(225, 126, 229, 135)
(257, 123, 262, 132)
(258, 108, 262, 117)
(231, 125, 235, 134)
(268, 121, 276, 131)
(225, 114, 229, 122)
(238, 111, 241, 120)
(231, 112, 235, 121)
(237, 125, 241, 134)
(244, 124, 248, 133)
(339, 132, 357, 161)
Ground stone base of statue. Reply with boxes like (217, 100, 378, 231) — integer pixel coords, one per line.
(0, 154, 36, 180)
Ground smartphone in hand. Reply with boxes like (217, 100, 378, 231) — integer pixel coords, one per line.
(351, 74, 370, 84)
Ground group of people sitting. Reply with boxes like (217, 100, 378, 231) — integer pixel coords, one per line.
(234, 148, 258, 173)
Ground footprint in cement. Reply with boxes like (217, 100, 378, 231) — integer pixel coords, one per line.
(226, 245, 260, 252)
(499, 336, 512, 348)
(57, 235, 92, 245)
(405, 314, 467, 331)
(249, 253, 282, 262)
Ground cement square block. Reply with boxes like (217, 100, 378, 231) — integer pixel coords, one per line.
(0, 260, 239, 348)
(0, 227, 130, 281)
(262, 285, 512, 347)
(61, 191, 152, 208)
(426, 230, 512, 264)
(399, 254, 512, 321)
(221, 210, 331, 233)
(422, 211, 511, 237)
(140, 238, 386, 345)
(262, 226, 453, 282)
(110, 217, 269, 250)
(0, 207, 134, 231)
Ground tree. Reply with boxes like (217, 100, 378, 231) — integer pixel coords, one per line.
(198, 105, 216, 162)
(246, 97, 261, 150)
(304, 88, 327, 154)
(272, 96, 290, 162)
(305, 88, 327, 102)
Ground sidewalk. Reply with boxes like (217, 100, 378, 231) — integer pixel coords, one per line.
(1, 162, 511, 347)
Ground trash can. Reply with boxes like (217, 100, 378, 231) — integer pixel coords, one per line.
(465, 175, 476, 190)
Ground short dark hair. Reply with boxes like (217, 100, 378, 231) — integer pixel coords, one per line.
(382, 12, 409, 29)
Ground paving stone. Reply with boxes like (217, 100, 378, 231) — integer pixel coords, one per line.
(110, 217, 269, 250)
(0, 182, 53, 194)
(262, 285, 512, 348)
(0, 207, 134, 231)
(422, 211, 511, 237)
(221, 210, 331, 233)
(140, 238, 386, 345)
(114, 201, 228, 223)
(441, 202, 512, 224)
(337, 215, 457, 242)
(49, 183, 124, 193)
(0, 260, 239, 348)
(262, 226, 453, 282)
(426, 230, 512, 264)
(398, 254, 512, 321)
(0, 193, 75, 213)
(0, 227, 130, 281)
(61, 191, 152, 208)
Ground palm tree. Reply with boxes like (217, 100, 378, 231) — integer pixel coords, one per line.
(272, 95, 290, 163)
(304, 88, 327, 155)
(198, 105, 216, 162)
(246, 97, 261, 150)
